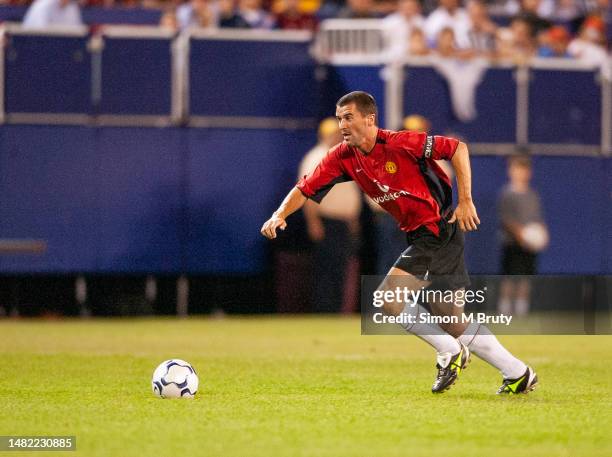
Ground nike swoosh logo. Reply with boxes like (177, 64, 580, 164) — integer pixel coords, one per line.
(356, 168, 363, 172)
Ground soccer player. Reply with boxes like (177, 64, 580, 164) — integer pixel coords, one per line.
(261, 91, 537, 394)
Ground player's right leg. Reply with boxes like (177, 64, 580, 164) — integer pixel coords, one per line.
(377, 268, 470, 393)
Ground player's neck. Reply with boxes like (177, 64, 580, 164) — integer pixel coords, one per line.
(356, 127, 379, 155)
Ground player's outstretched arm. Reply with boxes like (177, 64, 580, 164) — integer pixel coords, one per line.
(260, 187, 307, 239)
(449, 142, 481, 231)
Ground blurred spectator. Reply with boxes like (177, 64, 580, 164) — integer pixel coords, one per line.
(495, 27, 516, 60)
(589, 0, 611, 48)
(338, 0, 377, 19)
(538, 25, 571, 57)
(298, 118, 362, 313)
(433, 27, 486, 121)
(497, 154, 548, 317)
(382, 0, 425, 60)
(373, 0, 399, 16)
(238, 0, 275, 28)
(22, 0, 83, 28)
(435, 25, 474, 58)
(568, 16, 609, 65)
(500, 17, 537, 62)
(513, 0, 553, 36)
(177, 0, 219, 29)
(159, 8, 180, 31)
(424, 0, 471, 49)
(316, 0, 344, 20)
(275, 0, 317, 30)
(466, 0, 497, 56)
(217, 0, 251, 27)
(553, 0, 581, 23)
(505, 0, 555, 20)
(408, 27, 431, 55)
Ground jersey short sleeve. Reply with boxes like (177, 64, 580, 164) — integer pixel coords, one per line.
(430, 135, 460, 160)
(394, 130, 459, 161)
(296, 145, 351, 203)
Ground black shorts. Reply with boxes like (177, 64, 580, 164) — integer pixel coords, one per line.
(392, 221, 470, 291)
(502, 244, 537, 275)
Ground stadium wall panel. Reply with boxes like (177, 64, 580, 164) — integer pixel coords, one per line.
(465, 155, 610, 274)
(403, 66, 517, 142)
(188, 38, 318, 120)
(0, 125, 314, 274)
(4, 34, 92, 115)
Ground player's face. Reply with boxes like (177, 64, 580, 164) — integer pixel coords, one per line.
(335, 103, 374, 148)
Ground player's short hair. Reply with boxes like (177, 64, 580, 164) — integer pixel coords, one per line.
(508, 153, 532, 169)
(336, 91, 378, 119)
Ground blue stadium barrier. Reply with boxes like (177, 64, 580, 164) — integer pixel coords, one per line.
(528, 68, 600, 145)
(0, 125, 314, 274)
(403, 65, 516, 143)
(0, 30, 610, 276)
(1, 28, 608, 154)
(97, 28, 174, 123)
(0, 126, 98, 272)
(3, 27, 91, 121)
(94, 127, 184, 272)
(184, 128, 314, 273)
(0, 125, 610, 275)
(188, 30, 318, 126)
(464, 155, 611, 274)
(321, 64, 387, 127)
(0, 6, 161, 25)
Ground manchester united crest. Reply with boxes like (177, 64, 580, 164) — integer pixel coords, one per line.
(385, 161, 397, 174)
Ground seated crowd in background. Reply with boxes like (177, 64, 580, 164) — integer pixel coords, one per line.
(11, 0, 611, 64)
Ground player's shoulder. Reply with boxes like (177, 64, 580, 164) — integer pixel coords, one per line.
(327, 141, 352, 159)
(384, 129, 427, 147)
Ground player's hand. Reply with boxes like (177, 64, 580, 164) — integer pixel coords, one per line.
(449, 200, 480, 232)
(261, 214, 287, 239)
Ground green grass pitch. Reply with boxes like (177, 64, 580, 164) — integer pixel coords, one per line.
(0, 317, 611, 457)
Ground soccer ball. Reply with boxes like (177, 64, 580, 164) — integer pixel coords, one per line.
(151, 359, 199, 399)
(520, 222, 549, 253)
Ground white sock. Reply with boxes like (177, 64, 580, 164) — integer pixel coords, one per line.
(497, 298, 512, 315)
(458, 322, 526, 379)
(399, 302, 461, 357)
(515, 299, 530, 317)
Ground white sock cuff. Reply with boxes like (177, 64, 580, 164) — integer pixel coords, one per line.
(458, 322, 481, 348)
(399, 300, 418, 331)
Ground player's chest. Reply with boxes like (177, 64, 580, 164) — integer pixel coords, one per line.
(347, 148, 420, 192)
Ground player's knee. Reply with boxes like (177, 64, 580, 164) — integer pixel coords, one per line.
(440, 321, 468, 339)
(375, 283, 405, 316)
(381, 299, 404, 316)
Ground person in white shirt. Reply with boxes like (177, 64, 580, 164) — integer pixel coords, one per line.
(22, 0, 83, 29)
(466, 0, 497, 56)
(568, 16, 609, 68)
(424, 0, 471, 49)
(176, 0, 220, 30)
(382, 0, 426, 60)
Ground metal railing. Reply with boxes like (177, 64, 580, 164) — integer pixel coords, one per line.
(0, 23, 609, 155)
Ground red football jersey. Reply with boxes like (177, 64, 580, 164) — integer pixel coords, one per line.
(296, 129, 459, 236)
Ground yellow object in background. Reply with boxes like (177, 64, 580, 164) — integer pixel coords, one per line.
(318, 117, 339, 138)
(272, 0, 321, 14)
(403, 114, 431, 133)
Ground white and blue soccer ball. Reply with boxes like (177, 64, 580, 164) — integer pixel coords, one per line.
(151, 359, 199, 399)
